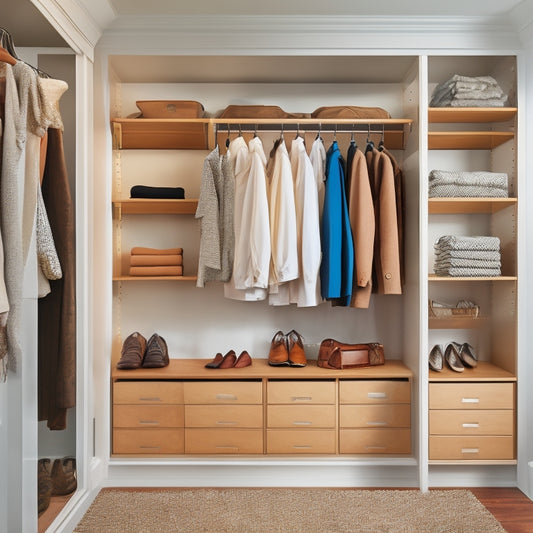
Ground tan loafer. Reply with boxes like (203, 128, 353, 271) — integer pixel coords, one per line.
(268, 331, 289, 366)
(287, 330, 306, 367)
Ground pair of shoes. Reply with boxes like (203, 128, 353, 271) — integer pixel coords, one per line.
(268, 330, 306, 367)
(38, 457, 77, 515)
(446, 342, 477, 371)
(116, 332, 169, 369)
(205, 350, 252, 369)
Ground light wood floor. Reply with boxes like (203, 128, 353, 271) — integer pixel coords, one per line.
(38, 487, 533, 533)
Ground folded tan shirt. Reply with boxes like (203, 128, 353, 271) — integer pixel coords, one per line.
(130, 254, 183, 266)
(129, 266, 183, 276)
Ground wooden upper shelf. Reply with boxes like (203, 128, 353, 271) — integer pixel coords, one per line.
(113, 199, 199, 218)
(111, 117, 413, 151)
(428, 107, 517, 123)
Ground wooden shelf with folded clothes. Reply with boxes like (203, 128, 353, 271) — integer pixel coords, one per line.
(112, 199, 199, 219)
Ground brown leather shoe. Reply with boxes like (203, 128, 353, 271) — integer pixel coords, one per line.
(142, 333, 169, 368)
(287, 330, 306, 367)
(205, 352, 224, 368)
(38, 459, 52, 515)
(268, 331, 289, 366)
(116, 332, 147, 369)
(218, 350, 237, 368)
(234, 350, 252, 368)
(51, 457, 77, 496)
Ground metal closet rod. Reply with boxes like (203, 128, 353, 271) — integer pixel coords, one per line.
(216, 123, 388, 134)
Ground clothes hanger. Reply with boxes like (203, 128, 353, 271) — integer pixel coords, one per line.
(365, 124, 374, 153)
(350, 125, 357, 149)
(225, 124, 230, 148)
(0, 45, 16, 65)
(378, 124, 385, 151)
(0, 27, 50, 77)
(315, 123, 323, 141)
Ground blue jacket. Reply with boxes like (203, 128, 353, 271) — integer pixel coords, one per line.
(320, 141, 354, 301)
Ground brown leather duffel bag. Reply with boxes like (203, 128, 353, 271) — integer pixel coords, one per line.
(317, 339, 385, 369)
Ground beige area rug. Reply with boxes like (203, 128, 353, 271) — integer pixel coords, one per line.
(74, 488, 506, 533)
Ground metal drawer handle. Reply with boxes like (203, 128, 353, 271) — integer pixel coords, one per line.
(216, 421, 237, 425)
(461, 448, 480, 454)
(365, 446, 387, 450)
(139, 420, 160, 425)
(293, 445, 312, 449)
(461, 398, 480, 404)
(291, 396, 312, 402)
(367, 392, 387, 399)
(367, 421, 388, 426)
(139, 446, 160, 450)
(215, 446, 239, 450)
(139, 397, 162, 402)
(462, 423, 480, 428)
(293, 421, 312, 426)
(216, 394, 238, 401)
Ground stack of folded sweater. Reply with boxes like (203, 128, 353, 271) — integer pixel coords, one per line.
(430, 75, 507, 107)
(429, 170, 508, 198)
(434, 236, 501, 277)
(129, 247, 183, 276)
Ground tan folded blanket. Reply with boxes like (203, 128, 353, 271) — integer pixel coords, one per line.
(129, 266, 183, 276)
(131, 247, 183, 255)
(130, 254, 183, 267)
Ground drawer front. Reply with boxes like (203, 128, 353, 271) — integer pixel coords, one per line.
(340, 404, 410, 429)
(114, 381, 183, 404)
(266, 430, 336, 454)
(183, 381, 262, 404)
(429, 410, 514, 436)
(429, 436, 515, 460)
(267, 405, 336, 428)
(185, 405, 263, 428)
(113, 405, 184, 428)
(429, 383, 515, 410)
(113, 428, 184, 454)
(339, 380, 410, 404)
(185, 429, 263, 454)
(339, 429, 411, 454)
(267, 381, 335, 404)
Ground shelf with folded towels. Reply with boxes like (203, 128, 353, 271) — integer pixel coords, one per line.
(429, 274, 517, 282)
(113, 275, 197, 281)
(428, 198, 517, 214)
(112, 199, 199, 219)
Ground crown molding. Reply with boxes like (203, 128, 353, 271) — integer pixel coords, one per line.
(509, 1, 533, 47)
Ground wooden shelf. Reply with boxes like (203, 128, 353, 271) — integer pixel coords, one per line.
(429, 316, 487, 330)
(428, 131, 514, 150)
(428, 107, 517, 123)
(428, 361, 516, 382)
(111, 117, 414, 151)
(113, 276, 197, 281)
(113, 199, 199, 218)
(429, 274, 517, 282)
(428, 198, 517, 214)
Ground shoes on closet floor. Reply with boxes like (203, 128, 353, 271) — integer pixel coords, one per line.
(38, 458, 53, 515)
(142, 333, 169, 368)
(116, 331, 147, 369)
(428, 345, 443, 372)
(51, 457, 77, 496)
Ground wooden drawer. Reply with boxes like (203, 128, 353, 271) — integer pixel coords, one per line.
(266, 430, 336, 454)
(429, 410, 514, 436)
(429, 436, 515, 460)
(113, 405, 184, 428)
(339, 429, 411, 454)
(267, 381, 335, 404)
(185, 405, 262, 428)
(113, 381, 183, 404)
(113, 428, 184, 454)
(183, 381, 262, 404)
(185, 429, 263, 454)
(339, 380, 410, 404)
(429, 383, 515, 410)
(267, 405, 336, 428)
(340, 404, 410, 429)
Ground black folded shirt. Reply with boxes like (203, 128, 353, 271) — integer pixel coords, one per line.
(130, 185, 185, 199)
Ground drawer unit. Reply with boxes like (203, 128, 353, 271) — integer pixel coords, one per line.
(339, 379, 411, 455)
(183, 381, 262, 404)
(339, 429, 411, 454)
(185, 429, 263, 454)
(428, 381, 516, 461)
(185, 405, 262, 428)
(114, 381, 184, 404)
(113, 428, 184, 454)
(266, 430, 336, 454)
(267, 380, 335, 404)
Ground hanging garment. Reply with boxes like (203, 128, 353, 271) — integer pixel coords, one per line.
(320, 141, 354, 302)
(309, 137, 326, 219)
(366, 146, 401, 295)
(196, 145, 234, 286)
(38, 78, 75, 430)
(224, 136, 269, 301)
(288, 136, 322, 307)
(267, 138, 298, 305)
(346, 147, 375, 308)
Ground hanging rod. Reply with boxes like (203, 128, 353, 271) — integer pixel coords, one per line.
(214, 123, 402, 134)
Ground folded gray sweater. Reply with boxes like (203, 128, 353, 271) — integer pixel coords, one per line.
(434, 235, 500, 253)
(428, 169, 508, 198)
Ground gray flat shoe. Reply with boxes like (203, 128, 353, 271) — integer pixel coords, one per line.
(459, 342, 478, 367)
(429, 345, 443, 372)
(445, 343, 464, 372)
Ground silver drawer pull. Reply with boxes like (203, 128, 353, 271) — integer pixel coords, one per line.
(293, 445, 312, 449)
(462, 423, 480, 428)
(215, 446, 239, 450)
(291, 396, 312, 402)
(461, 398, 480, 404)
(367, 392, 387, 399)
(216, 421, 237, 425)
(365, 446, 387, 450)
(216, 394, 238, 401)
(461, 448, 480, 454)
(367, 421, 388, 426)
(292, 421, 312, 426)
(139, 446, 160, 450)
(139, 420, 160, 425)
(139, 397, 161, 402)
